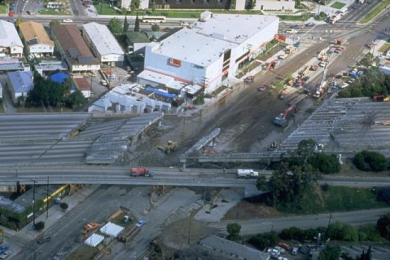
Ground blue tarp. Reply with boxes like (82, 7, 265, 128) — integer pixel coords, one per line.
(144, 86, 176, 100)
(49, 72, 70, 84)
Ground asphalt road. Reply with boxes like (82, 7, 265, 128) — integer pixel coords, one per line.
(0, 164, 390, 188)
(213, 208, 390, 235)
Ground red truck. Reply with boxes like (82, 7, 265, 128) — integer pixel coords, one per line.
(130, 167, 151, 177)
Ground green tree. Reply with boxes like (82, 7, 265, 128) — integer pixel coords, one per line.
(108, 18, 123, 34)
(353, 150, 389, 172)
(327, 222, 359, 242)
(130, 0, 140, 12)
(309, 153, 341, 174)
(65, 91, 87, 110)
(227, 223, 241, 241)
(151, 24, 160, 32)
(376, 214, 390, 240)
(319, 245, 341, 260)
(357, 246, 372, 260)
(258, 139, 319, 209)
(34, 221, 45, 231)
(134, 14, 140, 32)
(248, 232, 278, 250)
(123, 16, 129, 33)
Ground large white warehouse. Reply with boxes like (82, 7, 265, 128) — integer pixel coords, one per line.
(138, 13, 279, 94)
(83, 22, 125, 66)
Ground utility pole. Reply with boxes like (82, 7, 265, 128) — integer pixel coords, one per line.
(32, 179, 37, 227)
(46, 176, 49, 218)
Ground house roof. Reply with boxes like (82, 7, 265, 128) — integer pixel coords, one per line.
(83, 22, 124, 57)
(19, 21, 54, 47)
(7, 71, 33, 93)
(0, 20, 23, 48)
(52, 24, 98, 65)
(73, 77, 90, 91)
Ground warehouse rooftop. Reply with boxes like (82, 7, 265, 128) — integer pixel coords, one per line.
(150, 28, 236, 67)
(83, 22, 124, 56)
(191, 13, 279, 45)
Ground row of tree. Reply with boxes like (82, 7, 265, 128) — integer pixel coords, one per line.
(25, 73, 86, 110)
(257, 139, 341, 210)
(338, 67, 390, 98)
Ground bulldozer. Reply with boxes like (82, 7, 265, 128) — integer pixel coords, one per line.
(157, 140, 177, 154)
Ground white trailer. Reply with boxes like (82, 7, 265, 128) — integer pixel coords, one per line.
(237, 169, 259, 178)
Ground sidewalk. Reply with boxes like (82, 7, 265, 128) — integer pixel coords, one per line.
(11, 185, 99, 241)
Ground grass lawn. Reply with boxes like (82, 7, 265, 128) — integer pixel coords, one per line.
(331, 1, 346, 9)
(278, 13, 313, 21)
(95, 3, 122, 15)
(360, 0, 390, 24)
(378, 42, 390, 54)
(257, 40, 284, 61)
(0, 4, 8, 14)
(38, 8, 71, 15)
(322, 186, 387, 212)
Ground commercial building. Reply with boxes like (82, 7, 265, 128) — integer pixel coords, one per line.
(19, 21, 54, 57)
(200, 235, 270, 260)
(6, 71, 34, 102)
(88, 83, 171, 114)
(83, 22, 125, 66)
(139, 13, 279, 94)
(0, 20, 24, 57)
(50, 24, 100, 72)
(235, 0, 295, 10)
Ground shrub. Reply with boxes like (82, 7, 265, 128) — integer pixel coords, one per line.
(34, 221, 45, 231)
(353, 150, 389, 172)
(248, 232, 278, 250)
(319, 245, 341, 260)
(227, 223, 241, 241)
(309, 153, 341, 174)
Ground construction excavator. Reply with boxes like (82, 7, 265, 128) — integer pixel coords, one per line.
(157, 140, 177, 154)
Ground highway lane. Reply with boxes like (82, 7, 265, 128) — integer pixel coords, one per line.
(0, 165, 389, 188)
(212, 208, 390, 235)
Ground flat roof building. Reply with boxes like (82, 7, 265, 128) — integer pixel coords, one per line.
(83, 22, 125, 66)
(139, 12, 279, 93)
(0, 20, 24, 57)
(50, 23, 100, 72)
(19, 21, 54, 57)
(200, 235, 270, 260)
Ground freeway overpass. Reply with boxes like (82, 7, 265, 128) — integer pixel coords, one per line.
(0, 165, 257, 188)
(0, 165, 389, 189)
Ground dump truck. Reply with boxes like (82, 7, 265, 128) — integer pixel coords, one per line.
(130, 167, 151, 177)
(237, 169, 259, 178)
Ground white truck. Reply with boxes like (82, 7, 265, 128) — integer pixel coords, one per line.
(237, 169, 259, 178)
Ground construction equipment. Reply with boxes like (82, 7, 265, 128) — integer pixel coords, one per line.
(273, 105, 297, 127)
(130, 167, 151, 177)
(82, 223, 101, 239)
(264, 61, 276, 71)
(313, 64, 328, 99)
(157, 140, 177, 154)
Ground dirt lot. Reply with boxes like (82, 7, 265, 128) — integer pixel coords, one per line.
(223, 201, 283, 220)
(126, 41, 328, 167)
